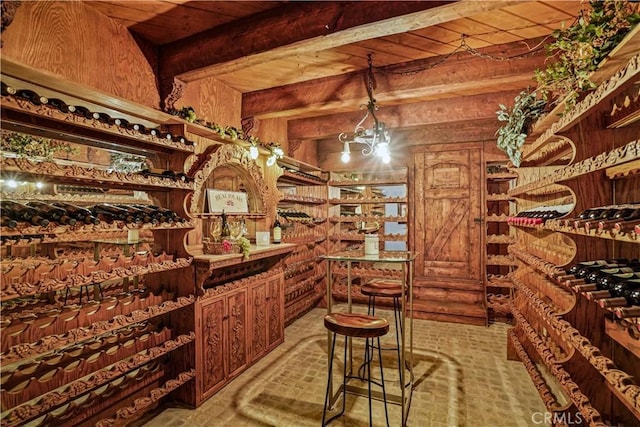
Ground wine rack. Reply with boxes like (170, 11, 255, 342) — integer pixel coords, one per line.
(0, 72, 197, 425)
(276, 158, 328, 325)
(326, 168, 408, 303)
(508, 33, 640, 426)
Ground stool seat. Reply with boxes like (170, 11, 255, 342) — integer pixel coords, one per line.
(324, 313, 389, 338)
(361, 280, 404, 298)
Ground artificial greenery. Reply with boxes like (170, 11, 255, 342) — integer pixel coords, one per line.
(1, 131, 77, 160)
(535, 0, 639, 110)
(496, 0, 638, 167)
(496, 89, 546, 167)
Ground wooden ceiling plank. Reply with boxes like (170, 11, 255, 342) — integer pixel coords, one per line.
(287, 89, 522, 140)
(242, 38, 545, 119)
(161, 0, 520, 82)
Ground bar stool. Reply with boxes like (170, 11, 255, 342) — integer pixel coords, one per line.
(360, 279, 405, 384)
(322, 312, 390, 427)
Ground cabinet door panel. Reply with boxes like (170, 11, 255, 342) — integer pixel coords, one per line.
(201, 297, 226, 399)
(267, 275, 284, 349)
(413, 145, 483, 281)
(227, 289, 248, 378)
(250, 281, 268, 361)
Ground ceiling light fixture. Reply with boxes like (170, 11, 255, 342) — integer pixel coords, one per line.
(339, 54, 391, 164)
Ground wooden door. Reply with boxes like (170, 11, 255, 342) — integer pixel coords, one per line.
(411, 143, 483, 283)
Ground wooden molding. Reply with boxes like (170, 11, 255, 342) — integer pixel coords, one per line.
(162, 1, 517, 82)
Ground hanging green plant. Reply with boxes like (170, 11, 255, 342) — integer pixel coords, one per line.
(495, 89, 546, 167)
(1, 131, 77, 160)
(535, 0, 640, 110)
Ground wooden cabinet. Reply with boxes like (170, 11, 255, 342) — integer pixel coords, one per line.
(326, 168, 407, 303)
(0, 64, 197, 426)
(195, 269, 284, 404)
(277, 159, 327, 325)
(508, 31, 640, 426)
(485, 163, 517, 323)
(249, 271, 285, 361)
(197, 285, 248, 402)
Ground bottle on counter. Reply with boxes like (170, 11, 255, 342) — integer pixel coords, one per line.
(221, 210, 231, 238)
(272, 213, 282, 244)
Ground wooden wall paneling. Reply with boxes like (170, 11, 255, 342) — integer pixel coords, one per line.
(176, 77, 242, 130)
(2, 1, 160, 108)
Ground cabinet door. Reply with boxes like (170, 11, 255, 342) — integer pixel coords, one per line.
(267, 274, 284, 350)
(226, 288, 248, 379)
(412, 144, 483, 281)
(249, 280, 268, 361)
(200, 296, 227, 400)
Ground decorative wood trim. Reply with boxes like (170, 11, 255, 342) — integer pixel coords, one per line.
(486, 213, 509, 222)
(329, 197, 407, 205)
(514, 279, 640, 418)
(544, 219, 640, 244)
(605, 158, 640, 179)
(189, 143, 270, 215)
(1, 254, 193, 301)
(0, 157, 194, 190)
(507, 328, 565, 412)
(95, 369, 196, 427)
(2, 334, 195, 427)
(330, 215, 406, 223)
(200, 268, 283, 300)
(1, 295, 195, 365)
(0, 190, 152, 204)
(486, 234, 516, 244)
(160, 77, 186, 112)
(1, 219, 194, 239)
(331, 266, 403, 280)
(524, 53, 640, 160)
(511, 307, 606, 426)
(510, 140, 640, 196)
(1, 93, 195, 153)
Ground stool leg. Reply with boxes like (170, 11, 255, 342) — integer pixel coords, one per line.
(322, 332, 337, 426)
(367, 337, 373, 427)
(393, 296, 402, 385)
(377, 337, 390, 427)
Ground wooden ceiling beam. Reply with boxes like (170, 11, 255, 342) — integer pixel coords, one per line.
(287, 89, 519, 140)
(242, 37, 546, 120)
(160, 0, 519, 83)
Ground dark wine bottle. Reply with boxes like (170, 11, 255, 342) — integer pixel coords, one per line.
(26, 201, 77, 226)
(48, 98, 76, 114)
(1, 200, 50, 227)
(597, 271, 640, 291)
(16, 89, 48, 105)
(91, 203, 138, 224)
(51, 201, 100, 225)
(1, 215, 18, 229)
(595, 207, 640, 231)
(221, 210, 231, 238)
(272, 213, 282, 244)
(115, 204, 156, 224)
(615, 218, 640, 233)
(599, 280, 640, 308)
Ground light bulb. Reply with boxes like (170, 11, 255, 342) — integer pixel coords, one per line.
(266, 155, 276, 166)
(382, 154, 391, 164)
(376, 142, 390, 159)
(35, 182, 44, 189)
(341, 151, 351, 163)
(7, 180, 17, 188)
(249, 145, 259, 160)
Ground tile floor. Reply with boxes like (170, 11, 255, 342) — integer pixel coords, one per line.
(141, 306, 548, 427)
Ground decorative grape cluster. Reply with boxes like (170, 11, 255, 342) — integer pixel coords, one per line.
(237, 237, 251, 260)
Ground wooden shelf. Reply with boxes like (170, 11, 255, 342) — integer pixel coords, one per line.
(0, 220, 194, 239)
(524, 28, 640, 159)
(329, 197, 406, 205)
(545, 220, 640, 244)
(510, 140, 640, 197)
(277, 169, 327, 186)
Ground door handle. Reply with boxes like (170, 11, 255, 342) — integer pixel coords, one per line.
(473, 217, 484, 223)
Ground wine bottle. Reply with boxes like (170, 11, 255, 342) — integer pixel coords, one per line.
(221, 210, 231, 238)
(1, 200, 50, 227)
(26, 201, 77, 226)
(137, 205, 185, 222)
(115, 204, 156, 224)
(595, 207, 640, 231)
(51, 201, 100, 225)
(272, 214, 282, 244)
(614, 306, 640, 319)
(16, 89, 48, 105)
(559, 260, 633, 285)
(91, 203, 138, 224)
(598, 280, 640, 308)
(72, 105, 100, 120)
(48, 98, 76, 114)
(559, 208, 593, 227)
(573, 208, 613, 229)
(594, 270, 640, 291)
(1, 215, 18, 229)
(615, 218, 640, 233)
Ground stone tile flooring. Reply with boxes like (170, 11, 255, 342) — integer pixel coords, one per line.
(142, 306, 548, 427)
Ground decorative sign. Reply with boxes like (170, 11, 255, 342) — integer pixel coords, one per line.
(206, 189, 249, 213)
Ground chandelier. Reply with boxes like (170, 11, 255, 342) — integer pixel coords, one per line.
(339, 54, 391, 164)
